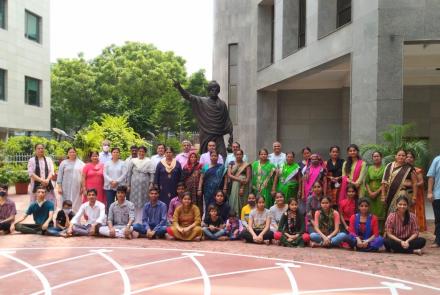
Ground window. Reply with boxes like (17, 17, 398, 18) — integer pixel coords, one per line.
(25, 76, 41, 106)
(228, 44, 238, 125)
(337, 0, 351, 28)
(298, 0, 306, 48)
(270, 5, 275, 64)
(25, 10, 41, 43)
(0, 0, 5, 29)
(0, 69, 5, 101)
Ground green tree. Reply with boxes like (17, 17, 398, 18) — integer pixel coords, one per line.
(74, 114, 149, 159)
(51, 55, 98, 133)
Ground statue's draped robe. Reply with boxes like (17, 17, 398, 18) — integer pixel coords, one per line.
(188, 94, 233, 159)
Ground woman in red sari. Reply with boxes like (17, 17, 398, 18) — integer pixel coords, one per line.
(302, 154, 327, 213)
(182, 152, 203, 215)
(406, 151, 426, 231)
(82, 151, 105, 205)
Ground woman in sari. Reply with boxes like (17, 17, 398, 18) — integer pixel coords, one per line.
(225, 149, 250, 215)
(299, 147, 312, 170)
(251, 148, 277, 208)
(82, 151, 105, 205)
(381, 149, 417, 216)
(302, 154, 327, 213)
(154, 147, 182, 208)
(325, 146, 344, 209)
(199, 150, 225, 215)
(57, 147, 85, 212)
(340, 144, 367, 206)
(167, 192, 202, 241)
(365, 151, 386, 233)
(406, 151, 426, 232)
(127, 146, 154, 222)
(276, 151, 302, 203)
(183, 152, 203, 215)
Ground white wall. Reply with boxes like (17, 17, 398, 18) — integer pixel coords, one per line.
(0, 0, 50, 134)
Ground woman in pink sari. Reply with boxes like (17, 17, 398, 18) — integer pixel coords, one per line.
(82, 151, 105, 205)
(339, 144, 367, 207)
(302, 154, 327, 213)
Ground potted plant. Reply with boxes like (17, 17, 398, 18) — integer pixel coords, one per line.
(0, 167, 12, 187)
(9, 165, 30, 195)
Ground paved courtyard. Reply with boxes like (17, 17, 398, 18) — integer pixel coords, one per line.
(1, 193, 439, 294)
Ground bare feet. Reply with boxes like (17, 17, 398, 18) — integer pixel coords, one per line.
(218, 236, 229, 241)
(165, 233, 174, 240)
(264, 240, 270, 245)
(194, 236, 202, 242)
(131, 231, 139, 239)
(413, 249, 423, 256)
(429, 243, 439, 248)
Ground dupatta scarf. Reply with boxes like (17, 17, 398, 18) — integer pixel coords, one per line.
(339, 159, 363, 207)
(382, 162, 412, 214)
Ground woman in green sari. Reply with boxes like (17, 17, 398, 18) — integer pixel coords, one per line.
(252, 148, 277, 208)
(225, 149, 251, 215)
(276, 151, 302, 203)
(365, 151, 386, 233)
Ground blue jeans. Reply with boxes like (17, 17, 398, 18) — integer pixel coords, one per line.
(202, 228, 226, 240)
(310, 232, 348, 247)
(46, 227, 64, 236)
(133, 223, 167, 238)
(104, 190, 117, 213)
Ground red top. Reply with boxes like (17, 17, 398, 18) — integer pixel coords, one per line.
(339, 198, 356, 222)
(348, 214, 380, 238)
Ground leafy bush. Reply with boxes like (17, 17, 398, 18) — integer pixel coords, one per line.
(4, 136, 71, 159)
(7, 163, 30, 183)
(360, 124, 429, 169)
(74, 114, 150, 159)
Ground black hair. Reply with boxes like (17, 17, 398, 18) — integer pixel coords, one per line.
(233, 142, 241, 148)
(0, 183, 8, 190)
(345, 144, 361, 175)
(319, 195, 332, 204)
(165, 146, 175, 154)
(228, 210, 237, 218)
(207, 204, 219, 214)
(286, 151, 295, 157)
(259, 148, 269, 155)
(301, 147, 312, 154)
(130, 145, 138, 150)
(346, 183, 358, 195)
(138, 146, 147, 152)
(149, 187, 159, 193)
(406, 150, 416, 159)
(176, 182, 186, 188)
(87, 188, 97, 195)
(62, 199, 73, 207)
(372, 151, 383, 158)
(66, 147, 76, 154)
(111, 147, 120, 153)
(358, 197, 370, 207)
(88, 150, 99, 159)
(329, 145, 340, 152)
(156, 143, 166, 149)
(35, 185, 46, 192)
(34, 143, 44, 149)
(215, 190, 225, 199)
(287, 198, 298, 206)
(116, 185, 128, 193)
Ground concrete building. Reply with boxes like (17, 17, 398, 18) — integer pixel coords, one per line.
(0, 0, 50, 139)
(213, 0, 440, 160)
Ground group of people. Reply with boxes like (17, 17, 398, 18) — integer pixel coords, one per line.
(1, 139, 440, 256)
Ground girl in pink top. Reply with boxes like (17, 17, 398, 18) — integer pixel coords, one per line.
(82, 151, 105, 205)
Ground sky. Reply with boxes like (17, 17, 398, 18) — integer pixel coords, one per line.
(50, 0, 214, 78)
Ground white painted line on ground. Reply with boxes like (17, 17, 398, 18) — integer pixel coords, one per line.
(0, 252, 96, 280)
(6, 246, 440, 292)
(182, 253, 211, 295)
(131, 265, 283, 293)
(31, 255, 189, 294)
(90, 249, 131, 295)
(275, 263, 300, 295)
(0, 251, 52, 295)
(381, 282, 412, 295)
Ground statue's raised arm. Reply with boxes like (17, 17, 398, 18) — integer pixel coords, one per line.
(173, 79, 233, 159)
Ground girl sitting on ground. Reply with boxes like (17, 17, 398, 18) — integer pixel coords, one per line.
(310, 196, 348, 248)
(339, 183, 357, 232)
(240, 196, 274, 245)
(347, 198, 384, 252)
(276, 198, 306, 247)
(166, 192, 202, 241)
(202, 204, 227, 240)
(384, 195, 426, 255)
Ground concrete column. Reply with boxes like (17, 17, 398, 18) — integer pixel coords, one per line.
(273, 0, 283, 62)
(257, 90, 278, 151)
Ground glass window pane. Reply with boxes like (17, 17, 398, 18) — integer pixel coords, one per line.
(25, 77, 40, 106)
(25, 11, 40, 42)
(0, 69, 5, 101)
(0, 0, 5, 29)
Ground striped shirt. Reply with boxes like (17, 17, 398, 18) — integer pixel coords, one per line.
(385, 212, 419, 239)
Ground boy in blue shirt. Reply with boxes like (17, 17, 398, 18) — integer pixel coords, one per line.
(11, 186, 54, 235)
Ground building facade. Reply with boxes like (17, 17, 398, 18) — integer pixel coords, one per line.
(213, 0, 440, 159)
(0, 0, 50, 139)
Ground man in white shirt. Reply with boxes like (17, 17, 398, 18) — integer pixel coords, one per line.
(66, 188, 106, 237)
(199, 141, 224, 166)
(268, 141, 286, 167)
(99, 139, 112, 164)
(151, 144, 166, 169)
(224, 141, 248, 168)
(125, 145, 138, 164)
(176, 140, 192, 168)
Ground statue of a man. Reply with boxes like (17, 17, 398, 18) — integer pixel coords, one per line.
(174, 80, 233, 159)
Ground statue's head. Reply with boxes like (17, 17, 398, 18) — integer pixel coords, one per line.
(207, 80, 220, 98)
